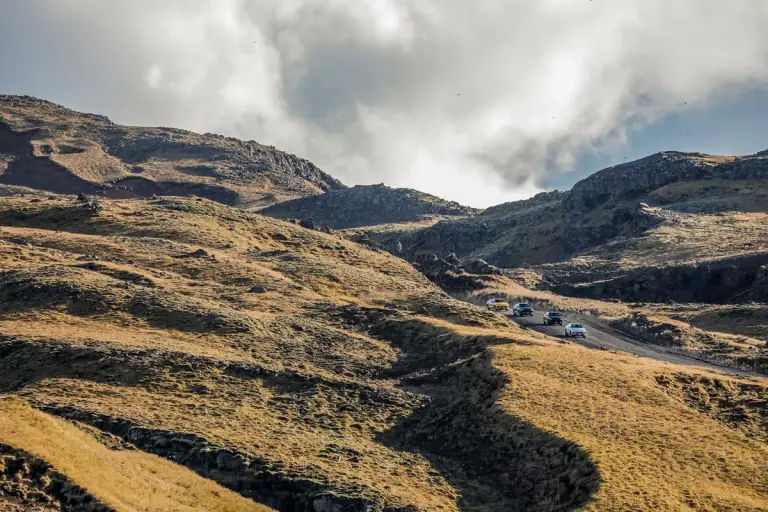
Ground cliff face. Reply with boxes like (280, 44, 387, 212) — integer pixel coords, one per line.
(260, 183, 478, 228)
(0, 95, 344, 207)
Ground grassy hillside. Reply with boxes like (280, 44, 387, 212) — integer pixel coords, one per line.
(0, 192, 765, 511)
(0, 95, 344, 208)
(0, 399, 270, 512)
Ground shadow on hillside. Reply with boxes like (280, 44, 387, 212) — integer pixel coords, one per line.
(373, 322, 600, 511)
(0, 122, 104, 196)
(0, 337, 167, 391)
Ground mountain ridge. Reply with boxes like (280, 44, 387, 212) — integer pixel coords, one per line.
(0, 95, 345, 208)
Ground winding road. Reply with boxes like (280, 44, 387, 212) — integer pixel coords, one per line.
(505, 309, 759, 378)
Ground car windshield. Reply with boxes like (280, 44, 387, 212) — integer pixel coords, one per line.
(518, 304, 530, 308)
(571, 324, 583, 328)
(548, 312, 561, 317)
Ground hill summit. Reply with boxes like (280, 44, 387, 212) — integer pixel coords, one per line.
(0, 95, 344, 208)
(260, 183, 479, 228)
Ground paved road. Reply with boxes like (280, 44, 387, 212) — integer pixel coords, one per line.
(505, 309, 759, 378)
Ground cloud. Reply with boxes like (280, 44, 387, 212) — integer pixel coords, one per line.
(1, 0, 768, 206)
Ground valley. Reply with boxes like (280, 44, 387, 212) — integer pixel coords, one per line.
(0, 96, 766, 512)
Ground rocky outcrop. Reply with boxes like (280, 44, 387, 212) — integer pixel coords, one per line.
(566, 151, 768, 210)
(552, 253, 768, 304)
(411, 254, 501, 293)
(261, 184, 477, 229)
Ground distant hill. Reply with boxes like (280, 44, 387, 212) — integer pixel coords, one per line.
(260, 183, 479, 228)
(0, 95, 345, 207)
(376, 150, 768, 303)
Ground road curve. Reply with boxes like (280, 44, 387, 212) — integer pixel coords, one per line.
(505, 309, 759, 378)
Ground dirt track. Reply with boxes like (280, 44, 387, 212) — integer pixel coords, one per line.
(506, 309, 759, 378)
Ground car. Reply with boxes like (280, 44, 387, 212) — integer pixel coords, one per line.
(565, 323, 587, 338)
(512, 303, 534, 316)
(543, 312, 563, 326)
(486, 298, 510, 311)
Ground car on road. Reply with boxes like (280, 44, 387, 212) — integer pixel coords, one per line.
(565, 323, 587, 338)
(543, 312, 563, 326)
(512, 303, 534, 316)
(486, 298, 509, 311)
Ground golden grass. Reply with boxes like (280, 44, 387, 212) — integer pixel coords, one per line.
(571, 203, 768, 270)
(18, 377, 459, 511)
(492, 343, 768, 511)
(0, 398, 272, 512)
(1, 195, 767, 511)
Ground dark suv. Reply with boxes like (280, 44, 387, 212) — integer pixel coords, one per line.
(543, 312, 563, 326)
(512, 303, 534, 316)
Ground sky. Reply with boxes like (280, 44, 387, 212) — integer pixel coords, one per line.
(1, 0, 768, 207)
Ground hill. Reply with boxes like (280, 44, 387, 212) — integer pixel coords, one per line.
(0, 95, 344, 208)
(382, 150, 768, 304)
(0, 193, 765, 511)
(260, 184, 478, 229)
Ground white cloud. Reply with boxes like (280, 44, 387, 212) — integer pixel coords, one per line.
(2, 0, 768, 206)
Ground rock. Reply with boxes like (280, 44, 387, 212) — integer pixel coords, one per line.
(184, 249, 212, 259)
(248, 285, 268, 294)
(461, 258, 502, 275)
(83, 199, 103, 214)
(299, 218, 316, 230)
(76, 192, 87, 202)
(215, 449, 246, 472)
(445, 253, 460, 265)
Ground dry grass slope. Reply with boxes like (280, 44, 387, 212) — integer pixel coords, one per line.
(0, 193, 765, 511)
(0, 398, 272, 511)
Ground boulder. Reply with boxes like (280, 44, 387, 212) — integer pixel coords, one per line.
(185, 249, 212, 259)
(461, 258, 502, 275)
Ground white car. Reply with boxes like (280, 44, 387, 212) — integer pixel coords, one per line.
(565, 323, 587, 338)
